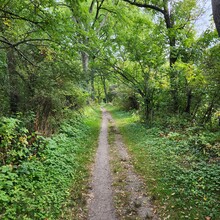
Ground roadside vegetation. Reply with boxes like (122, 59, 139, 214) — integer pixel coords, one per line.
(107, 105, 220, 220)
(0, 107, 101, 220)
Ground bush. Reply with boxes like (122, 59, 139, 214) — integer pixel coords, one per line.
(0, 108, 100, 219)
(0, 117, 46, 166)
(111, 86, 140, 111)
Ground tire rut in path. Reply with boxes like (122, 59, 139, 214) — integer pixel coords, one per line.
(88, 109, 159, 220)
(88, 108, 117, 220)
(108, 114, 160, 220)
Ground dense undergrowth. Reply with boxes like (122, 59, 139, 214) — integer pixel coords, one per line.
(107, 105, 220, 220)
(0, 107, 101, 220)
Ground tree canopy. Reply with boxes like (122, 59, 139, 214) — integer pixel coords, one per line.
(0, 0, 219, 129)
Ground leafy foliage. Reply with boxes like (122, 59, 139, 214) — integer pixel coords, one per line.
(0, 108, 101, 219)
(108, 106, 220, 219)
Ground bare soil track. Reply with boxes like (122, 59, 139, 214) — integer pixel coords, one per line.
(88, 108, 117, 220)
(87, 108, 159, 220)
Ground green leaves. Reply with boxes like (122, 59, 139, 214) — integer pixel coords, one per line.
(0, 107, 101, 219)
(109, 107, 220, 219)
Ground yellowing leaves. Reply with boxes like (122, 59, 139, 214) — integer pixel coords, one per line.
(39, 46, 55, 61)
(2, 18, 11, 27)
(174, 61, 205, 87)
(19, 136, 28, 145)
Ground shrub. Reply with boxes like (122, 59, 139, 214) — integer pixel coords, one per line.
(0, 108, 100, 219)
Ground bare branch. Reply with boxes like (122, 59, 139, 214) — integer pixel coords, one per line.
(0, 36, 53, 50)
(100, 7, 117, 14)
(13, 38, 53, 47)
(92, 0, 105, 28)
(89, 0, 96, 13)
(0, 8, 42, 25)
(14, 47, 36, 66)
(123, 0, 164, 14)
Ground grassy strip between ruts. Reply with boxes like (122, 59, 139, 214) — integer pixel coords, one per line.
(106, 105, 220, 220)
(0, 106, 101, 220)
(108, 119, 132, 219)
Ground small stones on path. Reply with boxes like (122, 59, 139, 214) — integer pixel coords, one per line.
(108, 114, 160, 220)
(87, 108, 116, 220)
(87, 109, 159, 220)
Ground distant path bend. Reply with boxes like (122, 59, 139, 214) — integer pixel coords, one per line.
(88, 108, 117, 220)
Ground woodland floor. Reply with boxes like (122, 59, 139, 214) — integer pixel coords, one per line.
(87, 108, 159, 220)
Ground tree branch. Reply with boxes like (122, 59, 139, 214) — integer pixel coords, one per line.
(0, 37, 53, 49)
(0, 8, 42, 25)
(14, 47, 36, 66)
(122, 0, 164, 14)
(92, 0, 105, 28)
(13, 38, 53, 47)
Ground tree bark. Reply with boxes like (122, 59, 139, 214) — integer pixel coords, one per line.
(81, 51, 89, 74)
(6, 48, 19, 114)
(212, 0, 220, 36)
(185, 88, 192, 114)
(202, 99, 215, 124)
(101, 74, 108, 103)
(163, 3, 179, 112)
(91, 69, 95, 100)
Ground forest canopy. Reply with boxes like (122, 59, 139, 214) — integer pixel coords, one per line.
(0, 0, 219, 129)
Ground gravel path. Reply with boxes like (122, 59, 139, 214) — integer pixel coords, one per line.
(88, 108, 117, 220)
(88, 108, 159, 220)
(108, 113, 159, 220)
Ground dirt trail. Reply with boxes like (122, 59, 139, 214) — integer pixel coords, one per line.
(88, 108, 117, 220)
(88, 108, 159, 220)
(108, 114, 159, 220)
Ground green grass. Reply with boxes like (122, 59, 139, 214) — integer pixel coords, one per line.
(106, 105, 220, 220)
(60, 106, 101, 219)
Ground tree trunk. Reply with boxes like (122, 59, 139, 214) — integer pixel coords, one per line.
(144, 96, 150, 122)
(81, 51, 89, 76)
(169, 68, 179, 113)
(212, 0, 220, 36)
(6, 48, 19, 114)
(101, 74, 108, 103)
(163, 5, 179, 113)
(202, 99, 215, 124)
(122, 0, 179, 112)
(192, 98, 202, 120)
(143, 72, 153, 124)
(185, 88, 192, 114)
(90, 69, 95, 100)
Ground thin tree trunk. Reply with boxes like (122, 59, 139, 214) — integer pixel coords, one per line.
(202, 99, 215, 124)
(6, 48, 19, 114)
(163, 3, 178, 113)
(90, 70, 95, 100)
(81, 51, 89, 76)
(192, 98, 202, 120)
(101, 75, 108, 103)
(185, 88, 192, 114)
(123, 0, 179, 112)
